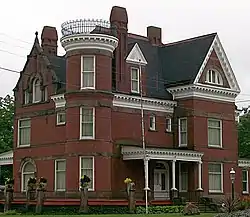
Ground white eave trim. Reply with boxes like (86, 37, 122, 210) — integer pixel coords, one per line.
(238, 159, 250, 168)
(167, 84, 238, 103)
(51, 94, 66, 108)
(113, 93, 177, 113)
(121, 146, 203, 162)
(0, 150, 13, 165)
(126, 43, 148, 65)
(193, 34, 241, 93)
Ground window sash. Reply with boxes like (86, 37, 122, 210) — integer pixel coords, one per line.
(242, 170, 248, 193)
(166, 118, 171, 132)
(208, 120, 222, 147)
(33, 80, 42, 102)
(131, 68, 139, 92)
(81, 108, 94, 139)
(208, 163, 223, 192)
(149, 116, 156, 130)
(80, 157, 94, 190)
(19, 120, 31, 146)
(57, 112, 66, 124)
(179, 118, 187, 146)
(55, 160, 66, 191)
(81, 56, 95, 88)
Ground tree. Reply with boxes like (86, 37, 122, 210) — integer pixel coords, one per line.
(238, 113, 250, 158)
(0, 94, 14, 153)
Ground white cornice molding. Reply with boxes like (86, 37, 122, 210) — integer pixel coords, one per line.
(238, 159, 250, 168)
(0, 150, 13, 166)
(60, 33, 118, 53)
(193, 34, 241, 93)
(121, 146, 203, 162)
(126, 43, 148, 65)
(167, 84, 238, 103)
(113, 94, 176, 113)
(51, 94, 66, 108)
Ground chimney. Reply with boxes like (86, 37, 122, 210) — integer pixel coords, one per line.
(41, 26, 58, 56)
(147, 26, 162, 46)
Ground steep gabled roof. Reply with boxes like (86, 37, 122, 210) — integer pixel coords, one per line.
(160, 33, 216, 87)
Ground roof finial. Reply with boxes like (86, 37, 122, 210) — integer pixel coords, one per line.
(35, 31, 38, 37)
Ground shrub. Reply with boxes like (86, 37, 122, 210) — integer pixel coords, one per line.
(183, 202, 200, 215)
(219, 196, 241, 213)
(215, 208, 250, 217)
(0, 210, 21, 215)
(136, 205, 184, 214)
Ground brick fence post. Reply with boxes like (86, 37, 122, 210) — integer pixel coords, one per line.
(79, 187, 88, 213)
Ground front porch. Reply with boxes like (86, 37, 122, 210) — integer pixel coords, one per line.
(121, 146, 204, 201)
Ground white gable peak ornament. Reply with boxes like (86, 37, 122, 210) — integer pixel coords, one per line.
(126, 43, 147, 65)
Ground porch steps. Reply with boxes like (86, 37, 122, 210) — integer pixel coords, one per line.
(196, 203, 218, 213)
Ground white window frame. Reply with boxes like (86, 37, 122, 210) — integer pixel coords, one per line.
(208, 119, 222, 148)
(81, 55, 95, 90)
(17, 118, 31, 148)
(166, 118, 171, 132)
(54, 159, 66, 192)
(205, 69, 223, 86)
(149, 115, 156, 131)
(21, 161, 35, 192)
(242, 169, 249, 194)
(208, 163, 223, 193)
(79, 156, 94, 191)
(179, 162, 188, 192)
(178, 118, 187, 147)
(32, 78, 42, 103)
(131, 67, 140, 93)
(57, 112, 66, 125)
(80, 107, 95, 140)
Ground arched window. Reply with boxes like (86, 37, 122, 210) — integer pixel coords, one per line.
(205, 69, 223, 85)
(33, 78, 42, 103)
(22, 162, 35, 191)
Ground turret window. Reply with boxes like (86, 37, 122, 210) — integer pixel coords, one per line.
(205, 69, 223, 85)
(81, 56, 95, 89)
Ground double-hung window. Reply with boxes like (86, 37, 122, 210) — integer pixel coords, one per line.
(81, 56, 95, 89)
(208, 119, 222, 148)
(80, 157, 94, 191)
(131, 68, 139, 93)
(179, 118, 187, 147)
(80, 107, 95, 139)
(18, 119, 31, 147)
(208, 163, 223, 193)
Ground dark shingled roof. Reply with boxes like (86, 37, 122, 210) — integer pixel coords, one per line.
(127, 32, 216, 99)
(47, 55, 66, 93)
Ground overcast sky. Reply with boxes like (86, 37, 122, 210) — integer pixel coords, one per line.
(0, 0, 249, 108)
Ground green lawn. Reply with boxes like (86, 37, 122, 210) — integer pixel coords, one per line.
(0, 215, 216, 217)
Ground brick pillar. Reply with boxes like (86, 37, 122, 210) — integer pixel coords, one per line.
(79, 188, 88, 213)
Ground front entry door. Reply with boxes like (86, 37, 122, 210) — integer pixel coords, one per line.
(154, 169, 169, 199)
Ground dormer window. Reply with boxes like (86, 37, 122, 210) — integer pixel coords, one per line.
(33, 78, 42, 103)
(205, 69, 223, 85)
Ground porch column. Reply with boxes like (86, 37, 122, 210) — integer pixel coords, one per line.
(171, 159, 177, 190)
(197, 161, 203, 191)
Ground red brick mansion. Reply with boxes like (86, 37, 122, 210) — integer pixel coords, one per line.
(10, 5, 250, 202)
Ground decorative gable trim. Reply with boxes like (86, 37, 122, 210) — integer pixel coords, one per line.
(51, 94, 66, 108)
(126, 43, 148, 65)
(193, 34, 240, 93)
(121, 146, 203, 162)
(113, 94, 176, 113)
(238, 159, 250, 168)
(167, 84, 238, 103)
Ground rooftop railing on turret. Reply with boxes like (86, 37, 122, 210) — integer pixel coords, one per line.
(61, 19, 116, 37)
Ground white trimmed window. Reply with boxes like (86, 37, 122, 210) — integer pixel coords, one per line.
(131, 68, 139, 93)
(179, 118, 187, 147)
(149, 115, 156, 131)
(208, 119, 222, 147)
(208, 163, 223, 193)
(206, 69, 223, 85)
(33, 78, 42, 103)
(80, 107, 95, 139)
(21, 162, 35, 192)
(166, 118, 171, 132)
(81, 56, 95, 89)
(57, 112, 66, 125)
(179, 163, 188, 192)
(55, 159, 66, 191)
(80, 157, 94, 191)
(242, 170, 249, 194)
(18, 119, 31, 147)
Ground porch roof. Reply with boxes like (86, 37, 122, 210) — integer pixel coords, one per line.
(0, 150, 13, 166)
(121, 146, 203, 162)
